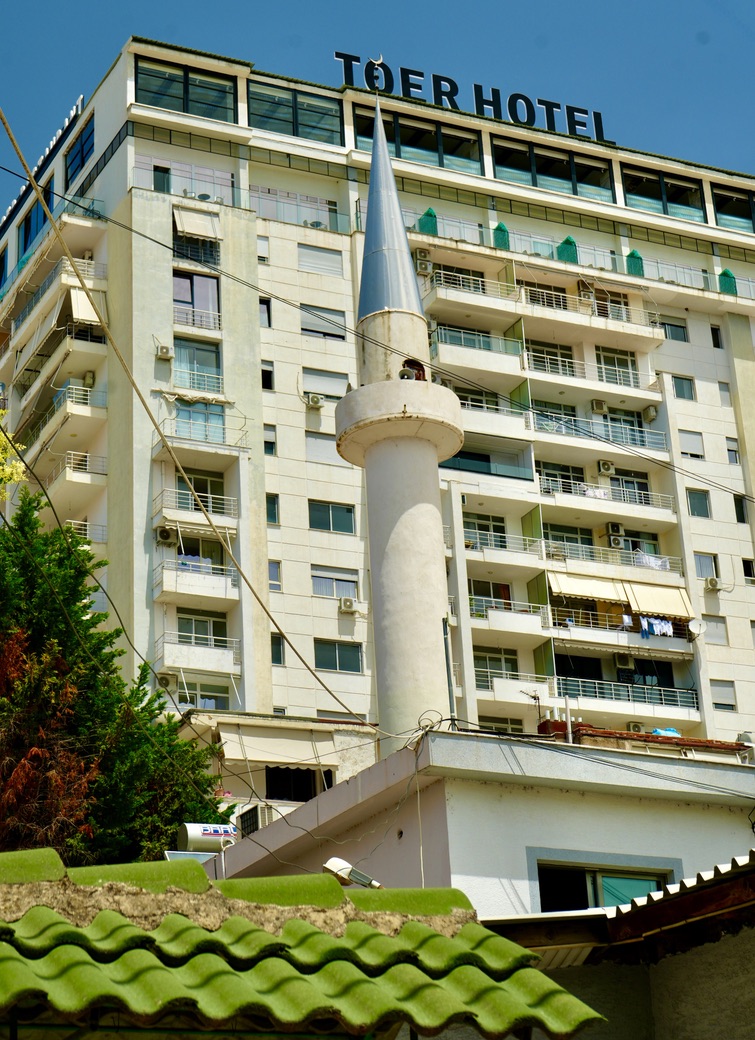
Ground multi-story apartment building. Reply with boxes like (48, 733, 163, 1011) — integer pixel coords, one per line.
(1, 36, 755, 786)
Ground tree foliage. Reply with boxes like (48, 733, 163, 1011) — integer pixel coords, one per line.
(0, 491, 228, 864)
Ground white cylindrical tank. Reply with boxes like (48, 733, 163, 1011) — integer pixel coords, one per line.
(178, 822, 237, 852)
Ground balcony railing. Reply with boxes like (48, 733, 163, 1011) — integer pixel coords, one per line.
(254, 191, 350, 233)
(12, 258, 107, 333)
(550, 606, 689, 640)
(524, 350, 656, 390)
(469, 596, 548, 623)
(538, 476, 675, 511)
(24, 386, 107, 448)
(156, 416, 249, 450)
(173, 236, 220, 267)
(173, 305, 221, 330)
(156, 630, 241, 664)
(642, 258, 712, 291)
(431, 325, 523, 356)
(65, 519, 107, 542)
(154, 488, 239, 518)
(156, 559, 239, 584)
(45, 452, 107, 486)
(533, 412, 667, 451)
(475, 668, 554, 692)
(556, 676, 698, 710)
(463, 530, 541, 554)
(459, 397, 524, 417)
(133, 163, 243, 208)
(544, 539, 682, 574)
(173, 368, 224, 394)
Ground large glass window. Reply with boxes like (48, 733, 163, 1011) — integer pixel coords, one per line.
(175, 470, 226, 513)
(136, 58, 235, 123)
(175, 400, 225, 443)
(308, 500, 355, 533)
(300, 305, 346, 339)
(355, 107, 481, 175)
(178, 680, 230, 710)
(622, 165, 705, 222)
(538, 863, 665, 911)
(314, 639, 362, 673)
(493, 137, 614, 202)
(177, 609, 227, 647)
(311, 565, 358, 599)
(174, 338, 221, 393)
(65, 116, 95, 189)
(687, 489, 711, 518)
(248, 83, 342, 145)
(18, 176, 54, 257)
(473, 646, 518, 690)
(712, 185, 755, 233)
(173, 273, 220, 328)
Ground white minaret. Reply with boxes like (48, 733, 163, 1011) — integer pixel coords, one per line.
(336, 101, 463, 756)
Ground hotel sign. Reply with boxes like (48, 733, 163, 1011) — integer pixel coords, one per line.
(334, 52, 612, 143)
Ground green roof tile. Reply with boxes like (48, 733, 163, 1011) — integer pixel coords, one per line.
(67, 858, 210, 893)
(214, 873, 346, 906)
(347, 886, 474, 914)
(0, 848, 66, 884)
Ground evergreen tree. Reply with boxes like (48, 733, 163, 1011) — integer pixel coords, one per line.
(0, 490, 227, 863)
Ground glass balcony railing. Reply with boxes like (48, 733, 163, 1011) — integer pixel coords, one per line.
(556, 675, 699, 710)
(154, 487, 239, 518)
(253, 191, 350, 233)
(642, 257, 712, 291)
(538, 475, 675, 511)
(533, 412, 667, 451)
(132, 164, 243, 208)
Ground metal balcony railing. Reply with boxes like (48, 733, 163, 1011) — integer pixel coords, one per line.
(523, 350, 656, 390)
(469, 596, 548, 622)
(173, 236, 220, 266)
(459, 396, 524, 417)
(543, 540, 683, 574)
(25, 387, 107, 448)
(538, 475, 675, 511)
(173, 305, 221, 330)
(550, 606, 689, 640)
(154, 559, 239, 584)
(475, 667, 554, 692)
(463, 530, 541, 554)
(428, 268, 519, 300)
(156, 631, 241, 664)
(556, 675, 698, 710)
(156, 416, 249, 450)
(448, 596, 457, 617)
(533, 412, 667, 451)
(12, 258, 107, 333)
(173, 367, 224, 394)
(154, 487, 239, 518)
(65, 520, 107, 542)
(431, 325, 523, 356)
(45, 452, 107, 486)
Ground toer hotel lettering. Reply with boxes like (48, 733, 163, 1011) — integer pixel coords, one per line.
(335, 52, 613, 144)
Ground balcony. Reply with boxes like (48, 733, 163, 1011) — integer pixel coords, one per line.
(252, 190, 350, 233)
(154, 631, 241, 676)
(152, 487, 239, 538)
(469, 597, 549, 648)
(523, 349, 659, 393)
(174, 367, 224, 394)
(23, 386, 107, 456)
(153, 417, 249, 466)
(173, 236, 220, 267)
(153, 559, 240, 608)
(11, 258, 107, 336)
(132, 163, 244, 208)
(550, 607, 692, 658)
(475, 668, 555, 696)
(539, 476, 675, 512)
(556, 675, 698, 711)
(45, 453, 107, 514)
(16, 323, 108, 403)
(65, 519, 107, 543)
(173, 304, 221, 331)
(533, 412, 667, 452)
(544, 540, 683, 576)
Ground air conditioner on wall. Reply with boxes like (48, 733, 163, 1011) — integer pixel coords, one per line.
(627, 721, 644, 733)
(415, 259, 433, 275)
(156, 527, 177, 546)
(307, 393, 325, 409)
(598, 460, 615, 476)
(415, 248, 431, 261)
(607, 522, 624, 537)
(156, 342, 174, 359)
(615, 654, 635, 670)
(157, 672, 177, 690)
(642, 405, 658, 423)
(704, 576, 723, 592)
(338, 596, 358, 614)
(609, 535, 624, 549)
(591, 399, 608, 414)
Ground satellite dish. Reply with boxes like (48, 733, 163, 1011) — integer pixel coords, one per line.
(688, 618, 707, 639)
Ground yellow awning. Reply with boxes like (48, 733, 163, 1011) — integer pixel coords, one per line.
(217, 723, 339, 767)
(70, 287, 107, 324)
(622, 582, 694, 619)
(548, 572, 627, 604)
(174, 207, 222, 239)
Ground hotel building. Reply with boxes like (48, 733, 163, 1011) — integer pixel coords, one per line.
(2, 37, 755, 802)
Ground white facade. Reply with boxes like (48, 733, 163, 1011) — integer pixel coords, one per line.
(2, 37, 755, 787)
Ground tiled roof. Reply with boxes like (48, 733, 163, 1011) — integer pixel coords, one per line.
(0, 850, 600, 1038)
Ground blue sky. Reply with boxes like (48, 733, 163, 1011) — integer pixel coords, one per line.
(1, 0, 754, 207)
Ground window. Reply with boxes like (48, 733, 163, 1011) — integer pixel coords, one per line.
(312, 565, 358, 599)
(542, 522, 593, 546)
(173, 338, 222, 393)
(727, 437, 740, 464)
(660, 317, 688, 342)
(743, 559, 755, 585)
(718, 381, 732, 407)
(178, 680, 230, 710)
(257, 236, 269, 264)
(463, 512, 507, 549)
(710, 679, 736, 712)
(261, 360, 274, 390)
(300, 305, 346, 339)
(734, 495, 748, 523)
(595, 346, 638, 387)
(175, 400, 225, 443)
(175, 470, 226, 513)
(0, 247, 7, 290)
(65, 116, 95, 189)
(264, 424, 277, 456)
(298, 244, 343, 276)
(268, 561, 282, 592)
(18, 176, 54, 256)
(178, 535, 224, 568)
(314, 639, 362, 673)
(702, 614, 728, 645)
(356, 106, 482, 175)
(173, 272, 220, 328)
(136, 58, 236, 122)
(177, 609, 227, 647)
(694, 552, 718, 579)
(259, 298, 271, 327)
(492, 137, 613, 202)
(538, 863, 665, 912)
(712, 184, 755, 233)
(672, 375, 695, 400)
(679, 430, 704, 459)
(265, 765, 333, 801)
(687, 489, 710, 518)
(266, 493, 279, 525)
(172, 213, 220, 266)
(306, 432, 344, 465)
(249, 83, 342, 145)
(302, 368, 349, 401)
(271, 632, 285, 665)
(308, 500, 355, 533)
(622, 165, 705, 222)
(477, 716, 525, 735)
(711, 325, 723, 349)
(473, 646, 518, 690)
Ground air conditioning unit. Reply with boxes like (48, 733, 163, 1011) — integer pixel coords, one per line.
(415, 259, 433, 275)
(609, 535, 624, 548)
(307, 393, 325, 409)
(156, 526, 177, 546)
(626, 721, 644, 734)
(615, 653, 635, 670)
(642, 405, 658, 423)
(704, 576, 723, 592)
(415, 248, 431, 261)
(591, 398, 608, 414)
(237, 802, 299, 836)
(156, 342, 174, 359)
(157, 671, 177, 691)
(338, 596, 358, 614)
(598, 459, 615, 476)
(606, 522, 624, 537)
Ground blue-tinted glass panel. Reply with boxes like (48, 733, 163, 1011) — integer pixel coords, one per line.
(137, 59, 184, 111)
(441, 128, 481, 174)
(65, 117, 95, 189)
(248, 84, 295, 135)
(296, 93, 341, 144)
(493, 138, 532, 185)
(713, 187, 754, 232)
(187, 70, 235, 122)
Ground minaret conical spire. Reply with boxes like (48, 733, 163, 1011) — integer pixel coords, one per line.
(357, 99, 424, 323)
